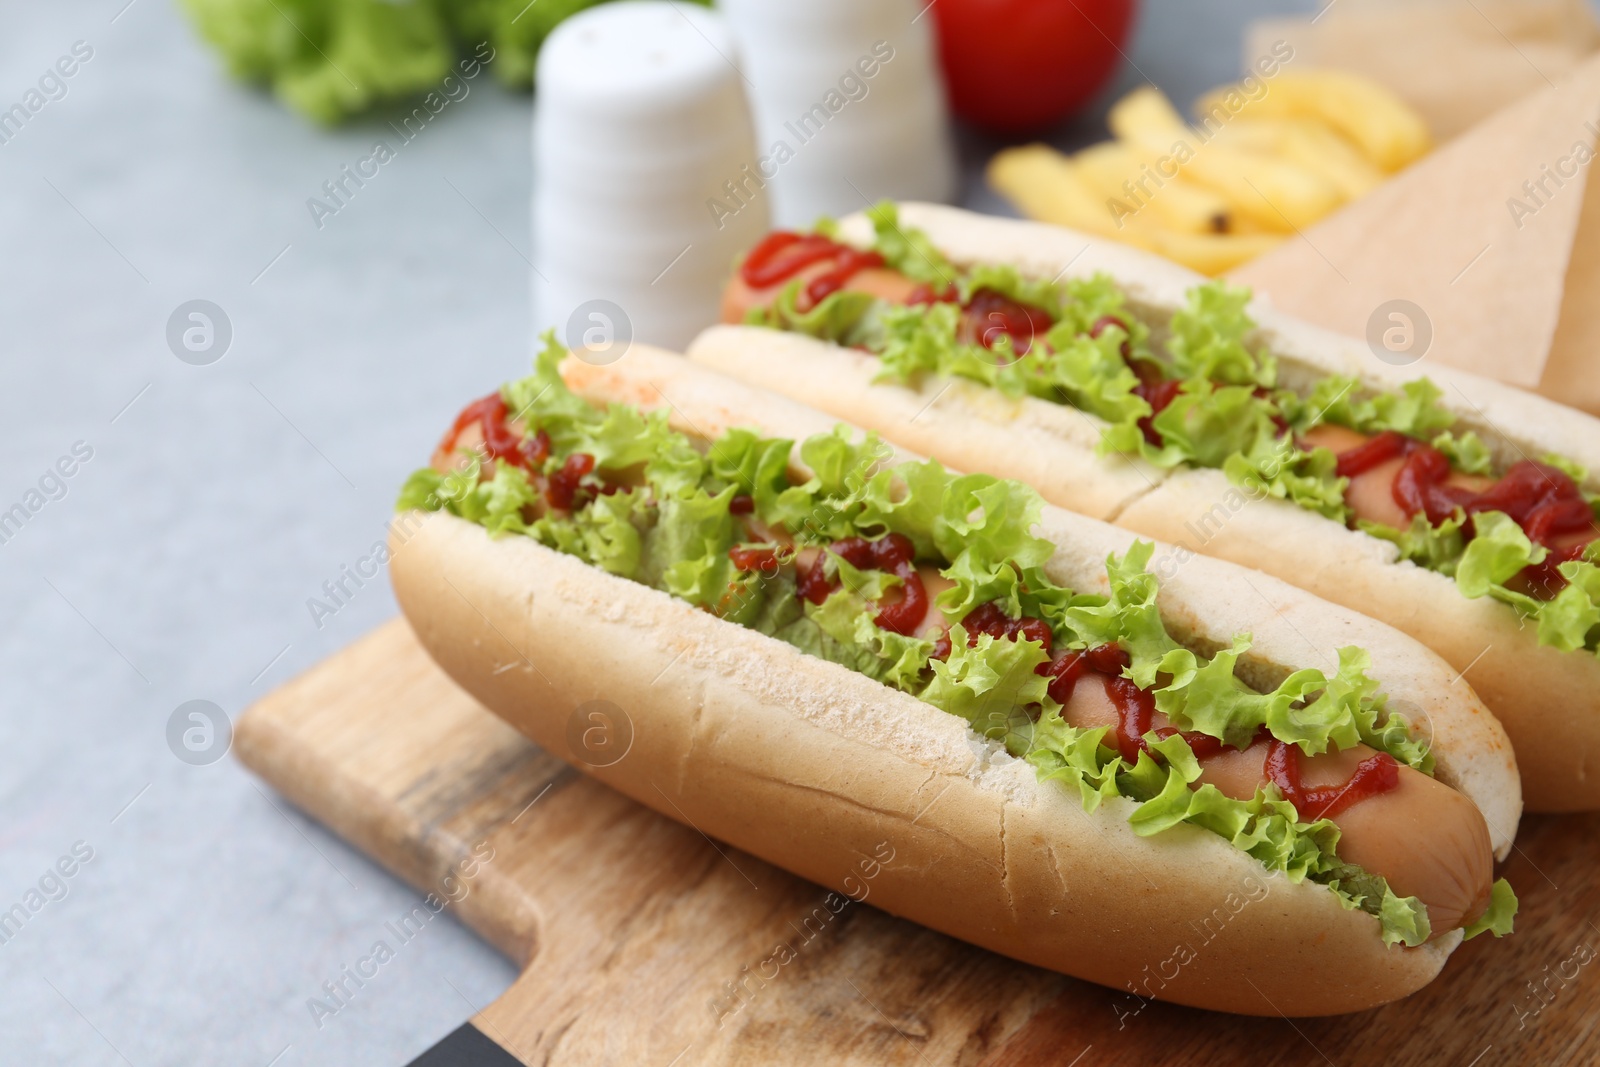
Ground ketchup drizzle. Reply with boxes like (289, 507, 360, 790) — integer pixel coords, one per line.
(729, 545, 782, 575)
(798, 533, 929, 636)
(738, 231, 886, 311)
(1133, 379, 1183, 447)
(1333, 429, 1408, 478)
(545, 453, 595, 511)
(444, 393, 533, 469)
(1328, 431, 1597, 595)
(1264, 739, 1399, 820)
(966, 289, 1054, 356)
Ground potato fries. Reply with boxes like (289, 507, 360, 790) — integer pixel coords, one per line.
(987, 69, 1431, 275)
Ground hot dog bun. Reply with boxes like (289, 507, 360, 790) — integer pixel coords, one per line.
(687, 202, 1600, 812)
(390, 346, 1519, 1015)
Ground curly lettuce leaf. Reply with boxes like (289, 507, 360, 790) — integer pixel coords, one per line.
(806, 589, 935, 690)
(1034, 331, 1151, 424)
(1223, 438, 1349, 521)
(959, 263, 1064, 314)
(1101, 381, 1281, 470)
(1539, 561, 1600, 652)
(1455, 511, 1545, 599)
(743, 280, 880, 346)
(929, 473, 1057, 619)
(920, 626, 1052, 741)
(1163, 281, 1275, 388)
(1463, 878, 1518, 940)
(1064, 542, 1183, 680)
(865, 202, 958, 286)
(1287, 375, 1458, 440)
(1432, 431, 1494, 475)
(1359, 513, 1468, 573)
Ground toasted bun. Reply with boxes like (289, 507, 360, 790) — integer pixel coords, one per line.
(391, 347, 1519, 1015)
(686, 202, 1600, 812)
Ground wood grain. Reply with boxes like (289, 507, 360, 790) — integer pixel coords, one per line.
(238, 618, 1600, 1066)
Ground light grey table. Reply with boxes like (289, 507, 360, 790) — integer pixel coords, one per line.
(0, 2, 1310, 1063)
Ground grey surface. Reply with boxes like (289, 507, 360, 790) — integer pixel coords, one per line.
(0, 1, 1309, 1064)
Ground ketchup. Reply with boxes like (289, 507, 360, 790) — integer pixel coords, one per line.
(740, 232, 844, 288)
(1328, 428, 1597, 595)
(545, 453, 595, 511)
(1391, 446, 1476, 526)
(798, 533, 928, 636)
(729, 545, 782, 575)
(1465, 461, 1592, 531)
(1133, 379, 1183, 447)
(526, 428, 552, 466)
(966, 289, 1054, 356)
(1102, 674, 1227, 764)
(959, 601, 1054, 652)
(738, 231, 885, 311)
(1333, 429, 1408, 478)
(1264, 739, 1399, 820)
(444, 393, 535, 469)
(907, 282, 959, 306)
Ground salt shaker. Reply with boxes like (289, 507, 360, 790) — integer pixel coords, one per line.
(532, 2, 770, 354)
(718, 0, 957, 227)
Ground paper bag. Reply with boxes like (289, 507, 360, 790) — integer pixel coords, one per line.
(1229, 52, 1600, 415)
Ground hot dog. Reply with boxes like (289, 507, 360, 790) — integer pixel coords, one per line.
(389, 340, 1518, 1015)
(689, 201, 1600, 812)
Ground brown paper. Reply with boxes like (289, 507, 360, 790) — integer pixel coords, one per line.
(1228, 52, 1600, 412)
(1247, 0, 1600, 141)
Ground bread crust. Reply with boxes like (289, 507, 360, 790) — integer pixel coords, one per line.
(686, 202, 1600, 812)
(390, 348, 1520, 1015)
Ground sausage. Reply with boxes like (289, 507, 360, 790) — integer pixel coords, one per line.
(1299, 424, 1493, 529)
(721, 262, 920, 324)
(1058, 672, 1493, 937)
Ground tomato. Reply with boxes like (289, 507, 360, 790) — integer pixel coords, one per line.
(930, 0, 1138, 134)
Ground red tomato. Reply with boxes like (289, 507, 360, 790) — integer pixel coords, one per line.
(931, 0, 1138, 134)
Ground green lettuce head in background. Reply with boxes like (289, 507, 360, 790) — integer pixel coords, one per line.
(179, 0, 710, 124)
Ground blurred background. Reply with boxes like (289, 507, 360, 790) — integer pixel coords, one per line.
(2, 0, 1595, 1062)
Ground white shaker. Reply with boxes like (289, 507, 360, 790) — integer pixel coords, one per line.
(719, 0, 957, 228)
(533, 2, 770, 353)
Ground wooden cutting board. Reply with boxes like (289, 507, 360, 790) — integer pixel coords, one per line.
(237, 617, 1600, 1066)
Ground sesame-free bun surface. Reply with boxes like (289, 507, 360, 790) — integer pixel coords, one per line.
(686, 203, 1600, 812)
(390, 348, 1518, 1015)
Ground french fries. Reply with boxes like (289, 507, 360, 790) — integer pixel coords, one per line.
(1074, 141, 1234, 235)
(986, 146, 1287, 276)
(986, 68, 1432, 276)
(987, 146, 1123, 239)
(1108, 86, 1340, 231)
(1213, 118, 1386, 200)
(1196, 71, 1431, 173)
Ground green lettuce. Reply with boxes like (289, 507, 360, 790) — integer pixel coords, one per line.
(1455, 512, 1545, 599)
(1359, 513, 1468, 573)
(865, 202, 958, 287)
(1462, 878, 1519, 940)
(743, 282, 880, 346)
(921, 626, 1051, 744)
(1538, 561, 1600, 652)
(1164, 281, 1275, 388)
(179, 0, 711, 123)
(1283, 376, 1459, 440)
(1223, 438, 1349, 521)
